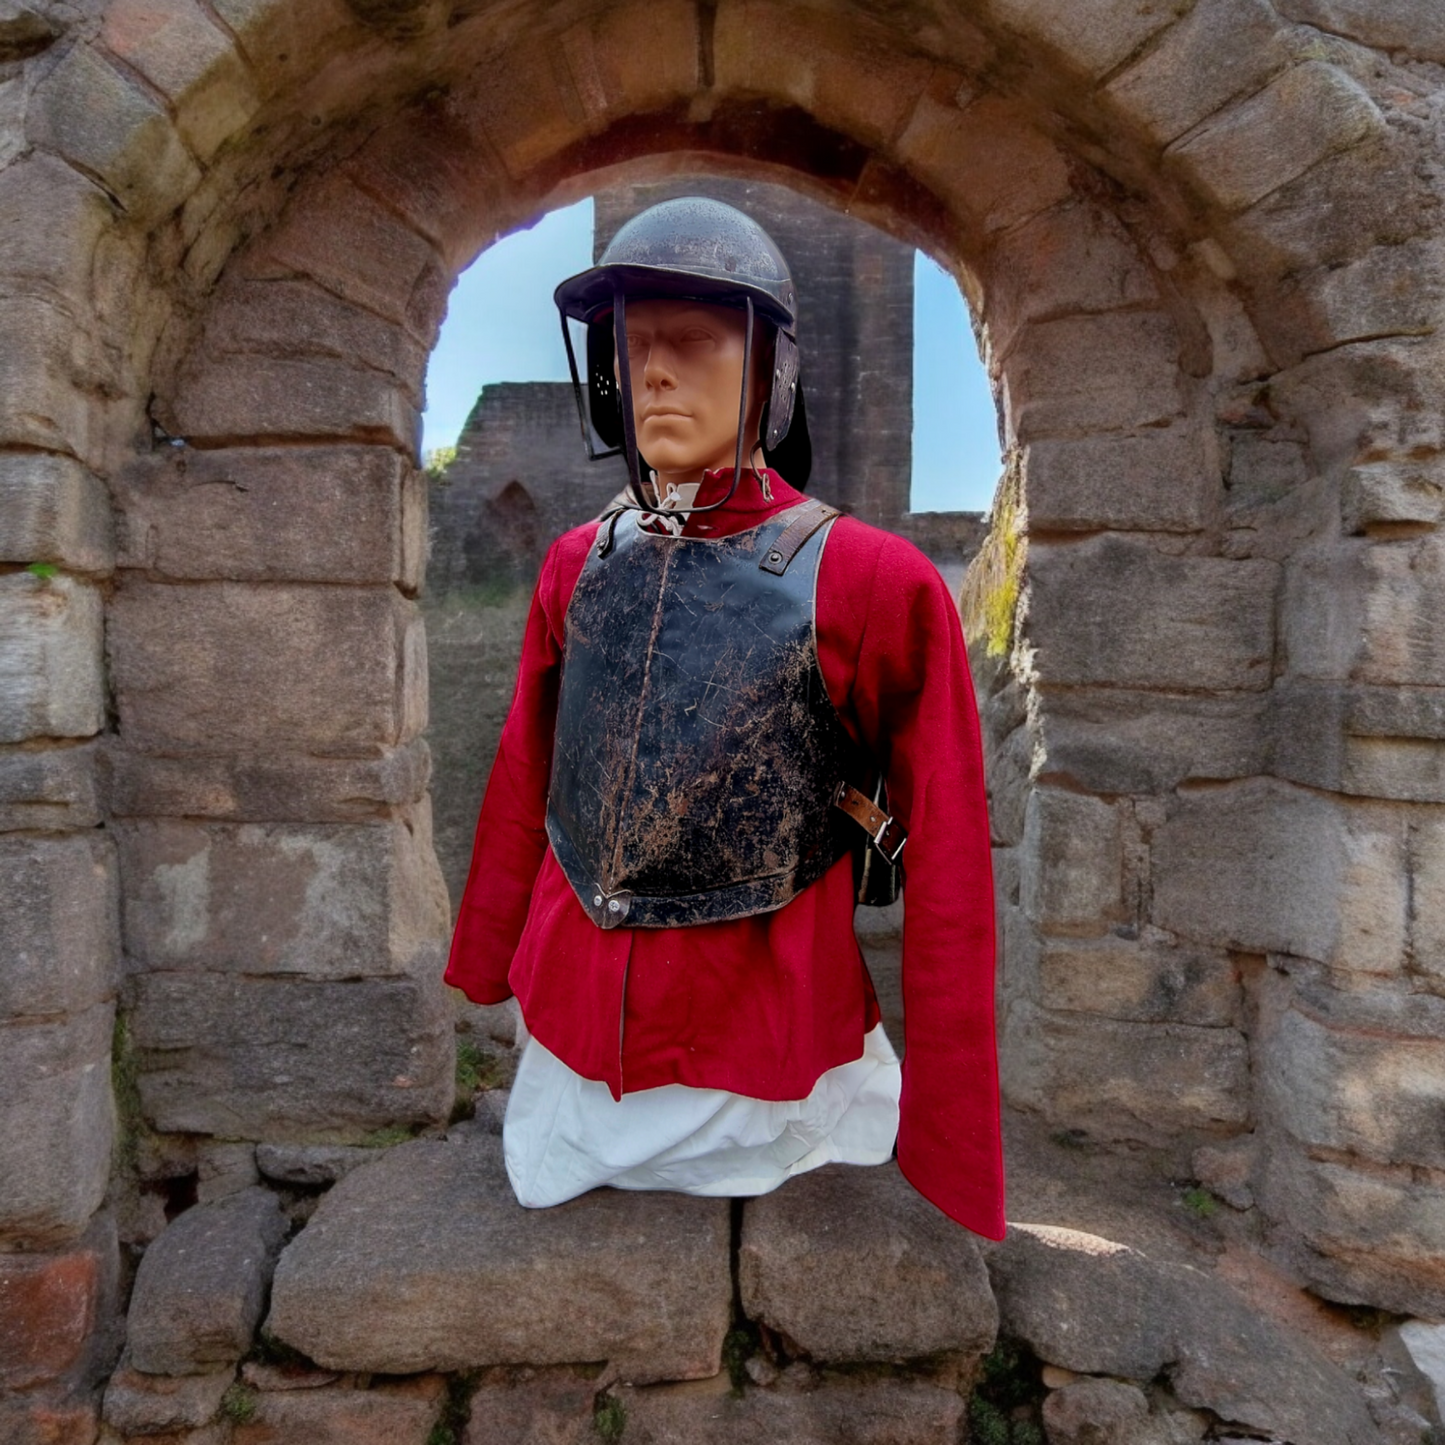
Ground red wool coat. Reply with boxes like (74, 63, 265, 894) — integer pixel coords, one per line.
(444, 467, 1006, 1240)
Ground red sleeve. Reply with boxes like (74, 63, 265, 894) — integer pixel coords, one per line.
(825, 521, 1006, 1240)
(442, 532, 583, 1004)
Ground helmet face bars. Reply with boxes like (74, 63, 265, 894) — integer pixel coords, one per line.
(554, 196, 812, 524)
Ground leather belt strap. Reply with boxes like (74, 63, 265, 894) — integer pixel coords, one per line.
(759, 500, 840, 576)
(831, 781, 907, 864)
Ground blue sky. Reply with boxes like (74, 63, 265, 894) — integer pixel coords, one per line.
(422, 198, 1002, 514)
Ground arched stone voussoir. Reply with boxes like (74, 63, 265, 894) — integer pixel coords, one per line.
(714, 0, 949, 155)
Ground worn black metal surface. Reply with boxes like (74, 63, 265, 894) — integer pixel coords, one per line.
(547, 503, 858, 929)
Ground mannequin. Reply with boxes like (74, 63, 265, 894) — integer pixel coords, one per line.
(444, 198, 1006, 1239)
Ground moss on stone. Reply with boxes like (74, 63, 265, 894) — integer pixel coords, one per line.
(958, 450, 1026, 659)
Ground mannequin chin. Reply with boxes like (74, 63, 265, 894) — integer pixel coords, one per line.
(614, 297, 770, 495)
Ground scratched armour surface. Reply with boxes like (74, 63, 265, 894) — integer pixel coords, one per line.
(547, 503, 859, 929)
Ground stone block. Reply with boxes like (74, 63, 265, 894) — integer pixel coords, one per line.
(988, 202, 1159, 349)
(1342, 460, 1444, 534)
(462, 1369, 596, 1445)
(168, 351, 419, 449)
(127, 967, 452, 1139)
(738, 1162, 997, 1363)
(116, 810, 449, 980)
(1035, 936, 1241, 1027)
(0, 453, 114, 576)
(27, 40, 201, 226)
(985, 0, 1187, 80)
(1355, 533, 1445, 688)
(1003, 1002, 1249, 1141)
(0, 1003, 113, 1245)
(0, 741, 102, 832)
(450, 34, 593, 181)
(1276, 0, 1445, 65)
(1411, 810, 1445, 985)
(1019, 788, 1124, 936)
(109, 580, 424, 753)
(200, 278, 428, 404)
(987, 1223, 1379, 1445)
(196, 1141, 261, 1205)
(1258, 1133, 1445, 1318)
(1167, 62, 1385, 214)
(207, 0, 353, 94)
(1037, 686, 1269, 793)
(0, 833, 116, 1021)
(0, 573, 104, 744)
(1258, 970, 1445, 1172)
(0, 1397, 101, 1445)
(1224, 431, 1309, 509)
(266, 1134, 731, 1382)
(1151, 778, 1407, 973)
(103, 1353, 234, 1434)
(1288, 238, 1444, 355)
(0, 1243, 101, 1390)
(569, 0, 699, 122)
(1025, 536, 1277, 691)
(1043, 1379, 1151, 1445)
(254, 1144, 376, 1187)
(1022, 429, 1213, 534)
(115, 445, 421, 586)
(0, 294, 89, 455)
(126, 1189, 285, 1377)
(232, 1384, 439, 1445)
(715, 1, 934, 151)
(612, 1377, 967, 1444)
(100, 737, 431, 823)
(1004, 313, 1183, 439)
(895, 94, 1072, 237)
(101, 0, 260, 159)
(0, 151, 114, 302)
(245, 174, 441, 338)
(1104, 0, 1286, 146)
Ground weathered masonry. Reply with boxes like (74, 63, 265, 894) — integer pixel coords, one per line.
(1, 1, 1443, 1441)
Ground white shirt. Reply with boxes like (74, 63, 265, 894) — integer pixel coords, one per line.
(503, 1016, 902, 1207)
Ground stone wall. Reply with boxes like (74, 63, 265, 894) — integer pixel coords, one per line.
(0, 0, 1443, 1439)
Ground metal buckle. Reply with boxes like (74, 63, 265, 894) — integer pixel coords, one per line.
(873, 815, 906, 865)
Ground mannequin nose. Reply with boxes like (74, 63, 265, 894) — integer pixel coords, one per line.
(642, 342, 676, 388)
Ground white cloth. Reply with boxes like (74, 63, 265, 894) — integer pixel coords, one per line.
(503, 1017, 902, 1207)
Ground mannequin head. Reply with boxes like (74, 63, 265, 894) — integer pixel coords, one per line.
(613, 297, 771, 492)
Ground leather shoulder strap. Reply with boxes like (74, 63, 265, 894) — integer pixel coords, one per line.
(758, 499, 840, 576)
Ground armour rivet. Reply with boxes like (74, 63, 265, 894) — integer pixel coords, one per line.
(593, 895, 603, 907)
(769, 551, 782, 563)
(608, 899, 622, 913)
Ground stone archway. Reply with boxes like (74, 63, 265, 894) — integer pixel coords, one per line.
(2, 0, 1443, 1435)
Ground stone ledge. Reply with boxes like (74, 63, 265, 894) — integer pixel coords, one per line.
(265, 1133, 733, 1384)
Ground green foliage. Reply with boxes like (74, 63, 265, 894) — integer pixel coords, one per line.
(594, 1392, 627, 1443)
(968, 1397, 1011, 1445)
(220, 1384, 259, 1424)
(110, 1013, 149, 1174)
(1181, 1186, 1221, 1218)
(967, 1337, 1046, 1445)
(455, 1037, 509, 1095)
(424, 445, 457, 481)
(427, 1373, 477, 1445)
(358, 1124, 415, 1149)
(958, 450, 1026, 658)
(25, 561, 58, 579)
(722, 1323, 760, 1392)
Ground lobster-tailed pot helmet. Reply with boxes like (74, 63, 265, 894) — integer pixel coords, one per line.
(553, 196, 812, 513)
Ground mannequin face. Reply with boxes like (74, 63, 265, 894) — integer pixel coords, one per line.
(614, 298, 767, 486)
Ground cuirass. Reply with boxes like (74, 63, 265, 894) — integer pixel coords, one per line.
(546, 502, 858, 929)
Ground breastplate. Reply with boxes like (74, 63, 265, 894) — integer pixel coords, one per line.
(546, 502, 858, 929)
